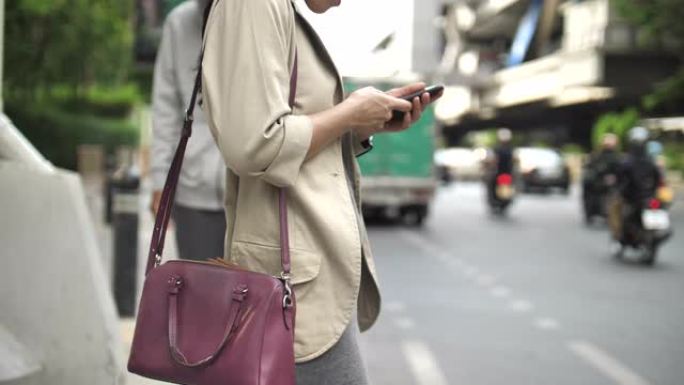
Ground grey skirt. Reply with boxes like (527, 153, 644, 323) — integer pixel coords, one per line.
(295, 319, 370, 385)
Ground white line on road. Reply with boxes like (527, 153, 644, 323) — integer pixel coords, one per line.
(568, 340, 651, 385)
(402, 339, 450, 385)
(385, 301, 406, 313)
(508, 299, 534, 313)
(534, 317, 561, 331)
(476, 274, 496, 287)
(490, 285, 511, 298)
(394, 317, 416, 330)
(464, 266, 479, 277)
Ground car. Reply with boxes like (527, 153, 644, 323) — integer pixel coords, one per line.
(434, 147, 487, 182)
(516, 147, 570, 193)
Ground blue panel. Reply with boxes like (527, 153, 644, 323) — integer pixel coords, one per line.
(507, 0, 544, 67)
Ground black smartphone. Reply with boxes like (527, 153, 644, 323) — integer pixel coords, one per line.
(391, 84, 444, 121)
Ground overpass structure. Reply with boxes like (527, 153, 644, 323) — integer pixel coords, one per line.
(434, 0, 681, 146)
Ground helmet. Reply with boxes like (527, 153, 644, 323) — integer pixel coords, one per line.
(627, 126, 649, 145)
(497, 128, 512, 143)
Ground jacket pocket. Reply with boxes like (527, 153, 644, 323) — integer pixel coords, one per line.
(230, 241, 321, 285)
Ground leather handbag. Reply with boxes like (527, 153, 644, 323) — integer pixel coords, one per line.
(127, 8, 299, 384)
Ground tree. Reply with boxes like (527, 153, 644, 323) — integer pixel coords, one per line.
(4, 0, 135, 100)
(613, 0, 684, 111)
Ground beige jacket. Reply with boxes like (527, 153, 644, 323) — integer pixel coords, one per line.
(201, 0, 381, 362)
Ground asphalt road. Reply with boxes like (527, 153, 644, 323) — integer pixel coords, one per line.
(360, 183, 684, 385)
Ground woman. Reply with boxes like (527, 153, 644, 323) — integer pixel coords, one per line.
(201, 0, 439, 382)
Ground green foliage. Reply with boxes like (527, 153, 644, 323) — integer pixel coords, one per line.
(6, 100, 139, 170)
(613, 0, 684, 111)
(57, 84, 143, 117)
(4, 0, 141, 170)
(130, 65, 155, 104)
(591, 108, 640, 149)
(613, 0, 684, 55)
(663, 142, 684, 176)
(4, 0, 135, 100)
(561, 143, 584, 155)
(465, 130, 497, 148)
(642, 68, 684, 112)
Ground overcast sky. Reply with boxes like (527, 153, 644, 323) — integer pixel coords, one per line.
(296, 0, 415, 77)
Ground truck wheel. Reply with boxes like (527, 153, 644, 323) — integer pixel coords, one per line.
(402, 206, 427, 227)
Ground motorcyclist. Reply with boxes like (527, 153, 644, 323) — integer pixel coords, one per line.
(610, 127, 663, 244)
(589, 133, 622, 179)
(485, 128, 515, 204)
(582, 133, 622, 221)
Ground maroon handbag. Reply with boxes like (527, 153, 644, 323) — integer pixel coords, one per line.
(127, 28, 299, 385)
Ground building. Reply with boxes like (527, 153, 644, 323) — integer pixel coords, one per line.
(434, 0, 681, 146)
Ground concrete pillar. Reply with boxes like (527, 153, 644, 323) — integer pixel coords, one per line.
(412, 0, 442, 75)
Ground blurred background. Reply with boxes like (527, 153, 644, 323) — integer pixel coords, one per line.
(1, 0, 683, 384)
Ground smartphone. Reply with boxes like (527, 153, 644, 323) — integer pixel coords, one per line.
(391, 84, 444, 121)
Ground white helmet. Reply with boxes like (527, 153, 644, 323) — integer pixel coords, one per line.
(627, 126, 649, 144)
(497, 128, 512, 143)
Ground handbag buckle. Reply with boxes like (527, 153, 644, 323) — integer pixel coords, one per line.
(279, 272, 293, 309)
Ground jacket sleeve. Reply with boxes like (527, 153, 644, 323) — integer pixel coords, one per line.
(201, 0, 313, 188)
(150, 17, 184, 191)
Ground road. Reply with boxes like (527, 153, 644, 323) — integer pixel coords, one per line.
(360, 183, 684, 385)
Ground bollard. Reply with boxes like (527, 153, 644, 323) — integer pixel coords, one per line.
(103, 154, 117, 224)
(111, 167, 140, 317)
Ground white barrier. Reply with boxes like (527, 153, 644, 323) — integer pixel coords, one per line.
(0, 115, 125, 384)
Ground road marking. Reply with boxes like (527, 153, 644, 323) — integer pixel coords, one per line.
(476, 274, 496, 287)
(508, 299, 534, 313)
(385, 301, 406, 313)
(401, 231, 457, 265)
(464, 266, 479, 277)
(534, 317, 561, 331)
(490, 285, 511, 298)
(568, 341, 651, 385)
(394, 317, 415, 330)
(402, 339, 449, 385)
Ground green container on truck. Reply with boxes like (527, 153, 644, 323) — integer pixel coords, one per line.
(345, 77, 437, 226)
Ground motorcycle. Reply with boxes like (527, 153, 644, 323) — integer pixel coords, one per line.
(614, 186, 674, 265)
(488, 173, 515, 215)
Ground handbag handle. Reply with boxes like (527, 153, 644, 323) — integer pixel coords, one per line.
(167, 277, 248, 367)
(145, 2, 298, 280)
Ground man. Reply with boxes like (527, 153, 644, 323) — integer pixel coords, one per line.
(150, 0, 226, 261)
(589, 133, 622, 179)
(611, 127, 663, 244)
(485, 128, 515, 203)
(582, 133, 622, 221)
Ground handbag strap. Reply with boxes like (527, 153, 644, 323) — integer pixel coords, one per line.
(145, 2, 298, 277)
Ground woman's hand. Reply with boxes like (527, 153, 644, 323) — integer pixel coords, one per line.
(383, 83, 439, 133)
(341, 86, 412, 139)
(306, 82, 443, 160)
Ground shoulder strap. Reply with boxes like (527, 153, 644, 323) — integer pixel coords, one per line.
(145, 2, 298, 276)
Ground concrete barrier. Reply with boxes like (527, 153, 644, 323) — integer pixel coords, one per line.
(0, 115, 125, 384)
